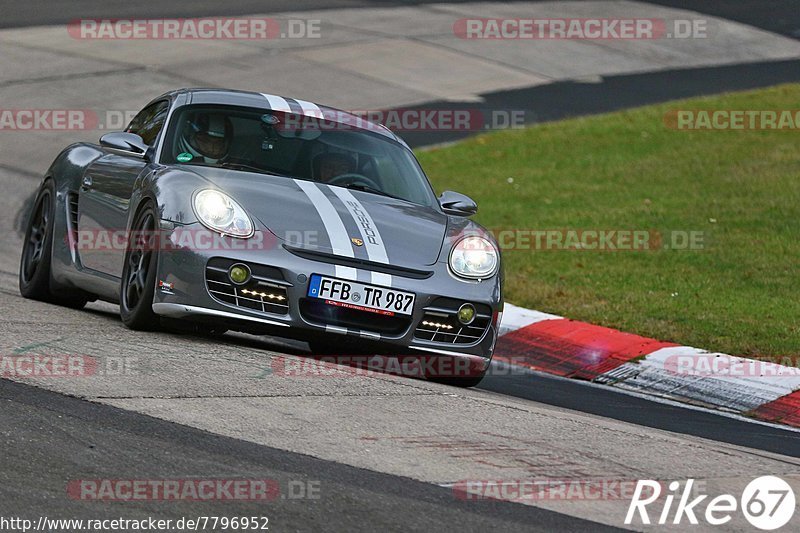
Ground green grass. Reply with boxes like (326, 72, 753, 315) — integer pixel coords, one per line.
(417, 84, 800, 357)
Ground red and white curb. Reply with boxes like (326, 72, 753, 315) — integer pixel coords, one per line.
(496, 304, 800, 428)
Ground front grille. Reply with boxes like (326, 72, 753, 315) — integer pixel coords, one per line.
(299, 298, 411, 335)
(413, 299, 492, 345)
(205, 258, 290, 316)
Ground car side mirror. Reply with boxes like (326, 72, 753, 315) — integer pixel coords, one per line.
(100, 132, 149, 159)
(439, 190, 478, 216)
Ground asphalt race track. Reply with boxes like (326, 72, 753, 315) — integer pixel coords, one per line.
(4, 0, 800, 37)
(1, 1, 800, 531)
(1, 379, 616, 532)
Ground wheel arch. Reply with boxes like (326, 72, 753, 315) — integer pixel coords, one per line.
(43, 143, 104, 289)
(46, 142, 104, 193)
(134, 167, 213, 229)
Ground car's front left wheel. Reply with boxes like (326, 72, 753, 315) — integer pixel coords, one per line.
(120, 201, 160, 330)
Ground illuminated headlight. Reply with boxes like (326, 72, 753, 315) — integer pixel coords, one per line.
(449, 236, 498, 279)
(193, 189, 253, 238)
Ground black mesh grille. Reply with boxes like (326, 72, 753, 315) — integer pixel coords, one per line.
(205, 258, 289, 316)
(413, 299, 492, 345)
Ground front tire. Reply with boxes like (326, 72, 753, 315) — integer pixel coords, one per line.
(120, 201, 160, 330)
(19, 180, 88, 309)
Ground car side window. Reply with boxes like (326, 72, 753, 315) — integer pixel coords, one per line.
(126, 100, 170, 146)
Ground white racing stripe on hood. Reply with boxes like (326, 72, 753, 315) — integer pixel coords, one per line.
(329, 187, 392, 287)
(294, 180, 358, 281)
(261, 93, 293, 113)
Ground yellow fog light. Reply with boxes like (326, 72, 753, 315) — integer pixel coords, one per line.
(229, 263, 251, 285)
(457, 304, 476, 325)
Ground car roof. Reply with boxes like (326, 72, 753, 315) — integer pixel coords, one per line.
(155, 88, 407, 147)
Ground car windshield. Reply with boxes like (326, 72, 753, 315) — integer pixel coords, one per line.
(161, 104, 437, 206)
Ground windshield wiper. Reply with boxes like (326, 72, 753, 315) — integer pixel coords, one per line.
(342, 183, 403, 201)
(219, 162, 268, 174)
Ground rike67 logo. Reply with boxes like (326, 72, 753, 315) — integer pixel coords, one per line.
(625, 476, 795, 530)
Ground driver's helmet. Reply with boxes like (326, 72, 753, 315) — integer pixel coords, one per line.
(179, 112, 233, 163)
(312, 152, 356, 182)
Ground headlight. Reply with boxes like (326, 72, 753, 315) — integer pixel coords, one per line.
(449, 236, 498, 279)
(193, 189, 253, 238)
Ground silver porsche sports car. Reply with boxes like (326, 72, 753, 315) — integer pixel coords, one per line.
(19, 88, 503, 386)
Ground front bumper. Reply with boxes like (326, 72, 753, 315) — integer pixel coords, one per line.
(151, 224, 501, 366)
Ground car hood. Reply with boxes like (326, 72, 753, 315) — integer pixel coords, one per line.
(186, 167, 448, 267)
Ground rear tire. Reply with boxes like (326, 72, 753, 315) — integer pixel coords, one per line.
(120, 202, 160, 330)
(19, 180, 88, 309)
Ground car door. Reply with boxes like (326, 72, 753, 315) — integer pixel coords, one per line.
(78, 100, 169, 276)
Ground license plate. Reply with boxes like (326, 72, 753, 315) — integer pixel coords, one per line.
(307, 274, 415, 317)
